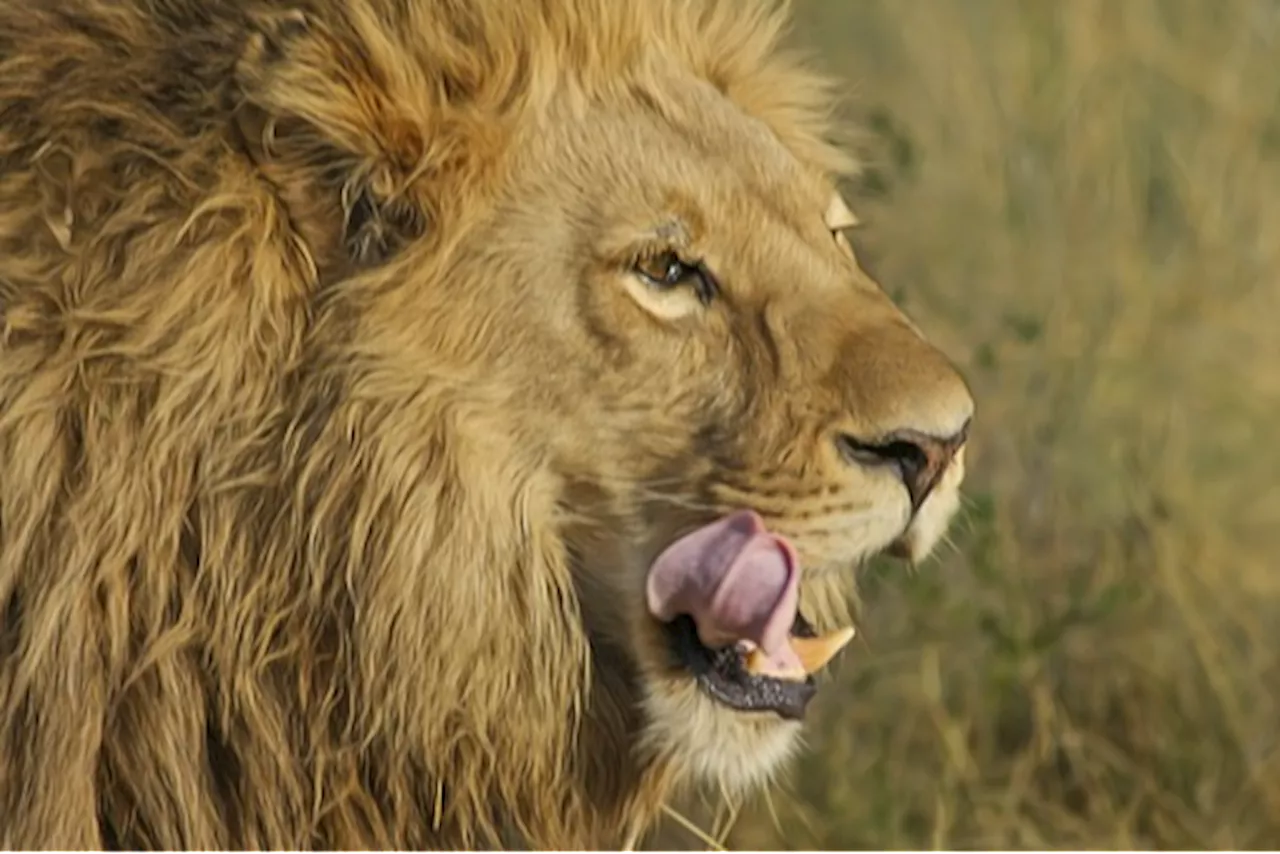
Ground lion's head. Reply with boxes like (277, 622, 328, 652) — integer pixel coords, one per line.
(0, 0, 971, 848)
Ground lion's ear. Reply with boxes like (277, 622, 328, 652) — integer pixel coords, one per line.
(234, 9, 429, 271)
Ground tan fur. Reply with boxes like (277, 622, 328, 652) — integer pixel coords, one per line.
(0, 0, 973, 848)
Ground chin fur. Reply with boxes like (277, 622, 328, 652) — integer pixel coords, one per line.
(638, 677, 803, 797)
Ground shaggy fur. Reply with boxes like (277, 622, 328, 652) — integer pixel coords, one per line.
(0, 0, 974, 848)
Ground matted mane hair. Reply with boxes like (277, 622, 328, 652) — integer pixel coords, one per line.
(0, 0, 853, 848)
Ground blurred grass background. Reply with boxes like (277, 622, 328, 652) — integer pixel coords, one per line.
(661, 0, 1280, 848)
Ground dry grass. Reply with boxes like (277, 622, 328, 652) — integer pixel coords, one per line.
(663, 0, 1280, 849)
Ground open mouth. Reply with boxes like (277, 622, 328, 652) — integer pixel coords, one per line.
(646, 510, 857, 720)
(664, 611, 824, 720)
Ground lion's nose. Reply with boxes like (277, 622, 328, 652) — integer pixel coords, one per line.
(835, 419, 970, 511)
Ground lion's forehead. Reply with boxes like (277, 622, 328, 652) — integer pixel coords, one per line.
(525, 61, 836, 236)
(634, 79, 832, 219)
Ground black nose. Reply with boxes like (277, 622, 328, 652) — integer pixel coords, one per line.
(835, 419, 970, 511)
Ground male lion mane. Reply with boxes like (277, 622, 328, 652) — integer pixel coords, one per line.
(0, 0, 853, 848)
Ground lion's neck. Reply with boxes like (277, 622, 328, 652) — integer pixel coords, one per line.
(271, 392, 675, 847)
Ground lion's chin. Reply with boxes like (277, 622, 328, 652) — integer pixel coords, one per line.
(638, 675, 805, 797)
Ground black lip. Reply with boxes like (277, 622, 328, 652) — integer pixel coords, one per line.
(663, 613, 819, 721)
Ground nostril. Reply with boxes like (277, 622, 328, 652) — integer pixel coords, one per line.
(835, 434, 928, 481)
(834, 428, 960, 511)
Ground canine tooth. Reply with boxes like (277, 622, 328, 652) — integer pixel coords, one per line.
(743, 648, 806, 682)
(793, 627, 856, 674)
(741, 627, 857, 681)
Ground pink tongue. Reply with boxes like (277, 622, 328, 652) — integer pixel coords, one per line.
(645, 510, 802, 670)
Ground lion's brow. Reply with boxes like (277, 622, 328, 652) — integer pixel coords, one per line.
(653, 218, 691, 244)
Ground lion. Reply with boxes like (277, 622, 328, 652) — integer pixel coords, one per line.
(0, 0, 974, 848)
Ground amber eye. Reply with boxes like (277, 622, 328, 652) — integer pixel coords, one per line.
(634, 250, 716, 305)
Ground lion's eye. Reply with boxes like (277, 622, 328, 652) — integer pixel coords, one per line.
(635, 251, 716, 305)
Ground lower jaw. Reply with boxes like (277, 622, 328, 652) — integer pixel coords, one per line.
(662, 614, 819, 721)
